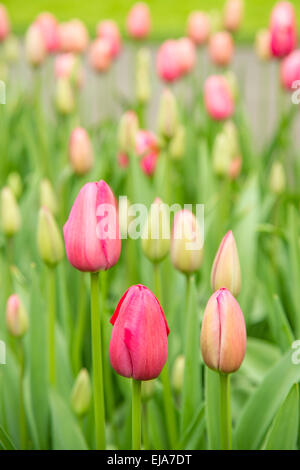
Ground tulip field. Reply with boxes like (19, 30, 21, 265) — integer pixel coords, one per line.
(1, 0, 300, 454)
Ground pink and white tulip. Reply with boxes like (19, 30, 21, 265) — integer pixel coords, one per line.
(270, 1, 297, 58)
(204, 75, 234, 121)
(35, 12, 60, 53)
(211, 231, 241, 297)
(89, 38, 112, 73)
(59, 19, 89, 54)
(97, 20, 122, 58)
(25, 24, 47, 66)
(69, 127, 94, 175)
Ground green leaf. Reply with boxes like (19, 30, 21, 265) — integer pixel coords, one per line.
(263, 384, 299, 450)
(287, 204, 300, 337)
(238, 337, 281, 384)
(272, 295, 294, 353)
(205, 368, 221, 450)
(177, 402, 205, 450)
(0, 424, 17, 450)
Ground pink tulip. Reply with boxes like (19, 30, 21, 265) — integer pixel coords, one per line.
(35, 12, 60, 53)
(25, 24, 47, 66)
(177, 37, 196, 75)
(6, 294, 28, 337)
(281, 50, 300, 90)
(223, 0, 244, 33)
(127, 2, 151, 40)
(55, 53, 84, 87)
(156, 40, 182, 82)
(109, 284, 169, 380)
(59, 19, 89, 54)
(97, 20, 122, 58)
(135, 130, 160, 176)
(209, 31, 234, 67)
(140, 152, 159, 176)
(89, 38, 112, 73)
(270, 1, 297, 58)
(187, 11, 210, 46)
(0, 4, 10, 41)
(200, 288, 246, 373)
(211, 231, 241, 297)
(69, 127, 94, 175)
(204, 75, 234, 121)
(63, 180, 121, 272)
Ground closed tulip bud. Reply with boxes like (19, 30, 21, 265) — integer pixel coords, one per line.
(58, 19, 89, 54)
(204, 75, 234, 121)
(40, 178, 58, 215)
(177, 37, 196, 76)
(187, 11, 210, 46)
(7, 172, 23, 200)
(6, 294, 29, 338)
(37, 207, 64, 266)
(118, 111, 139, 154)
(35, 12, 60, 53)
(171, 210, 203, 274)
(223, 0, 244, 33)
(127, 2, 151, 40)
(255, 29, 271, 61)
(169, 124, 186, 160)
(212, 132, 232, 177)
(71, 368, 92, 416)
(269, 161, 286, 195)
(141, 379, 156, 401)
(157, 89, 179, 140)
(156, 40, 181, 83)
(209, 31, 234, 67)
(109, 284, 169, 380)
(0, 5, 10, 42)
(89, 38, 112, 73)
(97, 20, 122, 59)
(142, 198, 170, 262)
(211, 231, 241, 296)
(270, 2, 297, 58)
(69, 127, 94, 175)
(281, 50, 300, 91)
(55, 77, 75, 115)
(136, 48, 151, 104)
(64, 180, 121, 272)
(172, 355, 185, 393)
(200, 288, 246, 374)
(25, 24, 47, 66)
(1, 186, 21, 237)
(4, 35, 20, 63)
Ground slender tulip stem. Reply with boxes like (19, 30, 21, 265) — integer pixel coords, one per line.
(72, 273, 87, 373)
(18, 339, 26, 450)
(90, 271, 106, 450)
(219, 372, 232, 450)
(48, 267, 56, 387)
(132, 379, 141, 450)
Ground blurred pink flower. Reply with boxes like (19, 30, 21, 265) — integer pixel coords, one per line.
(89, 38, 112, 73)
(55, 53, 84, 87)
(135, 130, 160, 177)
(209, 31, 234, 66)
(35, 12, 60, 53)
(0, 4, 10, 41)
(177, 37, 196, 75)
(97, 20, 122, 58)
(69, 127, 94, 175)
(204, 75, 234, 120)
(223, 0, 244, 33)
(25, 23, 47, 66)
(270, 1, 297, 58)
(59, 19, 89, 54)
(127, 2, 151, 40)
(156, 40, 181, 82)
(187, 11, 210, 46)
(281, 49, 300, 90)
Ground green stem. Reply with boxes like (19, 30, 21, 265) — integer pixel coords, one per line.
(72, 273, 87, 373)
(160, 365, 178, 449)
(132, 379, 141, 450)
(142, 403, 149, 450)
(154, 263, 161, 302)
(90, 271, 106, 450)
(219, 373, 232, 450)
(18, 340, 26, 450)
(48, 267, 56, 387)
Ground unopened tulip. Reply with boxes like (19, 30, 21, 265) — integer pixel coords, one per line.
(223, 0, 244, 32)
(109, 284, 169, 380)
(204, 75, 234, 120)
(270, 1, 297, 58)
(37, 207, 64, 266)
(187, 11, 210, 46)
(172, 355, 185, 393)
(97, 20, 122, 58)
(177, 37, 196, 75)
(171, 210, 203, 274)
(127, 2, 151, 40)
(7, 172, 22, 200)
(118, 111, 139, 154)
(255, 29, 271, 61)
(55, 53, 84, 88)
(157, 89, 179, 140)
(6, 294, 29, 338)
(1, 186, 21, 237)
(209, 31, 234, 67)
(71, 369, 92, 416)
(281, 50, 300, 91)
(200, 288, 246, 374)
(212, 132, 232, 177)
(140, 152, 159, 176)
(89, 38, 112, 73)
(69, 127, 94, 175)
(156, 40, 181, 83)
(142, 198, 170, 262)
(211, 231, 241, 297)
(4, 35, 20, 63)
(269, 161, 286, 195)
(0, 4, 10, 41)
(35, 12, 60, 53)
(169, 124, 186, 160)
(55, 77, 75, 115)
(25, 24, 47, 66)
(64, 180, 121, 272)
(40, 178, 58, 215)
(136, 48, 151, 104)
(59, 19, 89, 54)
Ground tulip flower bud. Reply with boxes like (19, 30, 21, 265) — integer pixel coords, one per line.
(255, 29, 271, 61)
(142, 198, 170, 263)
(55, 77, 75, 115)
(40, 178, 58, 215)
(6, 294, 29, 338)
(270, 1, 297, 58)
(157, 89, 179, 140)
(204, 75, 234, 121)
(172, 355, 185, 394)
(269, 161, 286, 195)
(212, 132, 232, 177)
(223, 0, 244, 33)
(136, 48, 151, 104)
(156, 40, 182, 83)
(97, 20, 122, 59)
(69, 127, 94, 175)
(141, 379, 156, 402)
(0, 5, 10, 42)
(59, 19, 89, 54)
(25, 24, 47, 67)
(35, 12, 60, 54)
(171, 210, 203, 274)
(109, 284, 169, 380)
(211, 231, 241, 297)
(118, 111, 139, 155)
(89, 38, 112, 73)
(64, 180, 121, 272)
(200, 288, 246, 374)
(209, 31, 234, 67)
(187, 11, 210, 46)
(169, 124, 186, 160)
(1, 186, 21, 237)
(37, 207, 64, 267)
(4, 35, 20, 63)
(127, 2, 151, 40)
(7, 172, 23, 200)
(281, 50, 300, 91)
(71, 368, 92, 416)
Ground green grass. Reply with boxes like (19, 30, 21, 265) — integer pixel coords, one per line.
(3, 0, 300, 43)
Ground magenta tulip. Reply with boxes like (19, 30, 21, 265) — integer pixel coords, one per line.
(109, 285, 169, 381)
(281, 49, 300, 90)
(63, 180, 121, 272)
(270, 1, 297, 58)
(127, 2, 151, 40)
(204, 75, 234, 121)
